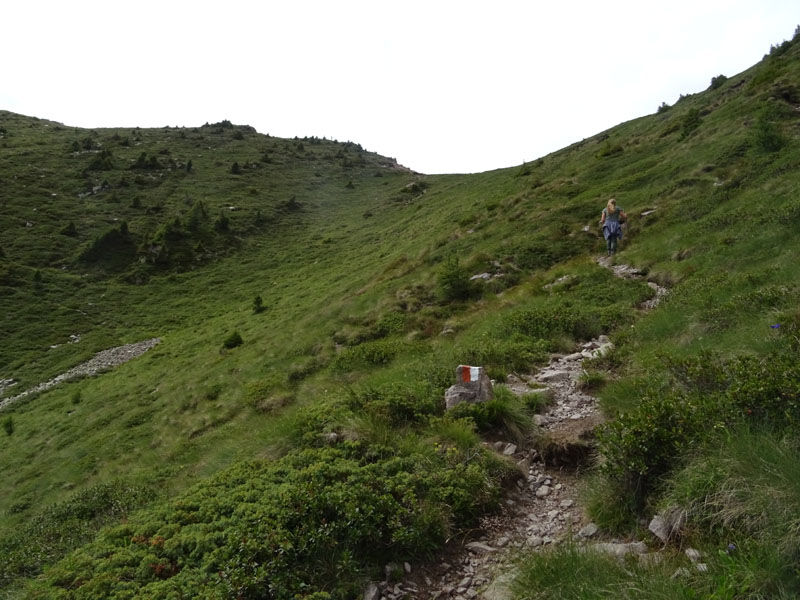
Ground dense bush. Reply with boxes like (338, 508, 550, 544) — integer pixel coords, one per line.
(35, 442, 505, 599)
(332, 339, 403, 372)
(597, 349, 800, 501)
(0, 481, 156, 588)
(709, 74, 728, 90)
(346, 381, 442, 424)
(86, 149, 114, 171)
(502, 300, 628, 343)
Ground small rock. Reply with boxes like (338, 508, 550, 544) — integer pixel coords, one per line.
(363, 583, 380, 600)
(535, 485, 551, 498)
(496, 536, 510, 547)
(466, 541, 496, 554)
(533, 414, 550, 426)
(502, 443, 517, 456)
(696, 563, 708, 573)
(597, 343, 614, 357)
(648, 508, 686, 543)
(403, 562, 411, 574)
(685, 548, 702, 563)
(457, 576, 473, 589)
(563, 352, 584, 361)
(560, 499, 574, 508)
(527, 536, 543, 547)
(593, 541, 648, 558)
(638, 553, 663, 567)
(671, 567, 690, 579)
(539, 370, 571, 383)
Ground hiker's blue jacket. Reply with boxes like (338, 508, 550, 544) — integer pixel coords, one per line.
(603, 220, 623, 241)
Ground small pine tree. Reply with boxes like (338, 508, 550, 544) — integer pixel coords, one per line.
(214, 211, 230, 232)
(437, 256, 476, 302)
(60, 221, 78, 236)
(709, 74, 728, 90)
(2, 416, 13, 436)
(253, 295, 265, 314)
(186, 159, 193, 173)
(230, 161, 241, 175)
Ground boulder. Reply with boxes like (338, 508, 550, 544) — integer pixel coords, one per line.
(445, 365, 493, 410)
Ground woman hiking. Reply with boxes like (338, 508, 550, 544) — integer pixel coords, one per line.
(600, 198, 626, 256)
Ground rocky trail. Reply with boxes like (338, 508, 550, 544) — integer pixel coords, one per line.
(0, 338, 161, 411)
(366, 260, 669, 600)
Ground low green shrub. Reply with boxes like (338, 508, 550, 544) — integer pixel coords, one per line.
(596, 350, 800, 502)
(0, 480, 157, 589)
(448, 386, 532, 444)
(521, 389, 553, 414)
(577, 369, 607, 392)
(347, 381, 442, 424)
(459, 334, 549, 377)
(222, 331, 243, 349)
(35, 442, 505, 599)
(332, 339, 402, 372)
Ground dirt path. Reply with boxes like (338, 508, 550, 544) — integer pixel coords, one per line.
(366, 260, 668, 600)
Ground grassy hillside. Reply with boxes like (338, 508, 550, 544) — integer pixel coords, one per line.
(1, 28, 799, 598)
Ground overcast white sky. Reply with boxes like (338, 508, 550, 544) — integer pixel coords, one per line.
(2, 1, 797, 173)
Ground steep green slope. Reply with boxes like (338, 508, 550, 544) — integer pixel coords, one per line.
(1, 30, 800, 599)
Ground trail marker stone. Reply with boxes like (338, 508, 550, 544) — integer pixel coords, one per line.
(445, 365, 494, 410)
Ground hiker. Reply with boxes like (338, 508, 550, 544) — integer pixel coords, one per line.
(600, 198, 626, 256)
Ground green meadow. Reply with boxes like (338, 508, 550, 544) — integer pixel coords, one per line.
(1, 29, 800, 599)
